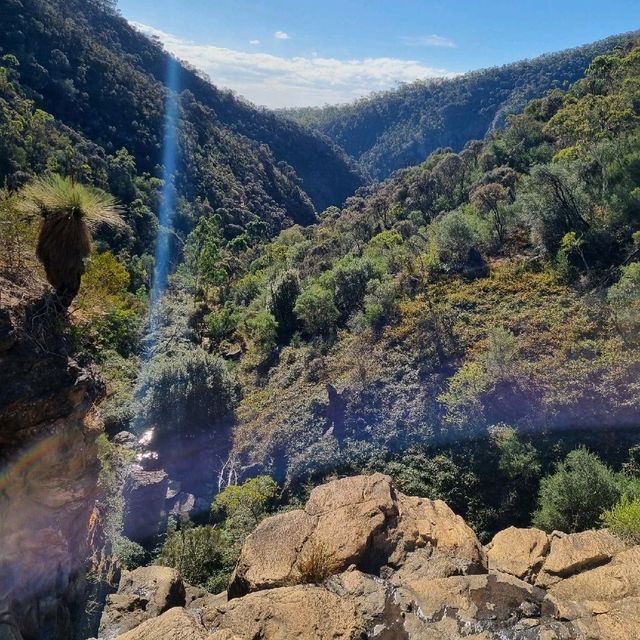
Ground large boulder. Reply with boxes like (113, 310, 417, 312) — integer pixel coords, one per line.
(543, 548, 640, 640)
(99, 567, 185, 639)
(229, 474, 484, 597)
(122, 466, 169, 545)
(572, 596, 640, 640)
(304, 473, 397, 572)
(546, 547, 640, 605)
(393, 494, 486, 572)
(228, 510, 316, 596)
(114, 608, 207, 640)
(486, 526, 550, 581)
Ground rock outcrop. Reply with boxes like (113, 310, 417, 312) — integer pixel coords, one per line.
(0, 275, 104, 640)
(97, 473, 640, 639)
(98, 567, 186, 639)
(486, 526, 550, 581)
(122, 466, 169, 545)
(535, 529, 626, 587)
(228, 473, 485, 598)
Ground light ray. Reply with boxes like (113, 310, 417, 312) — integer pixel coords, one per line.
(148, 56, 181, 341)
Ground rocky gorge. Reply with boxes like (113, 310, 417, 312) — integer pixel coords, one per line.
(97, 474, 640, 640)
(1, 278, 637, 640)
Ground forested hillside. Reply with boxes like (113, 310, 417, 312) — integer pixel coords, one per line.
(0, 0, 365, 220)
(283, 32, 640, 180)
(127, 42, 640, 584)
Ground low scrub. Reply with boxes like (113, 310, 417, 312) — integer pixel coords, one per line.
(601, 497, 640, 544)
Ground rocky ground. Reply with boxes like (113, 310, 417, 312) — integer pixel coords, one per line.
(97, 474, 640, 640)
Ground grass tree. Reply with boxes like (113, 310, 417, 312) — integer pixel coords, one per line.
(22, 174, 122, 306)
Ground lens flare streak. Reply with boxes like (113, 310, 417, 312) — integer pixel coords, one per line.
(148, 57, 181, 338)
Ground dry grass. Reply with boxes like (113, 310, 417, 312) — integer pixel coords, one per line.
(295, 540, 340, 585)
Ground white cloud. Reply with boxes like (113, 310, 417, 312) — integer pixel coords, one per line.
(274, 31, 290, 40)
(249, 39, 261, 46)
(131, 22, 457, 108)
(401, 34, 456, 48)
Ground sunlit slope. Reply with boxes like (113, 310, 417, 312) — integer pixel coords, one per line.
(175, 45, 640, 535)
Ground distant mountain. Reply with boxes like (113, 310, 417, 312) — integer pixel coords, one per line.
(0, 0, 366, 224)
(282, 32, 640, 180)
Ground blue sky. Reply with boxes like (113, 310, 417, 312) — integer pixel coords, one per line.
(118, 0, 640, 108)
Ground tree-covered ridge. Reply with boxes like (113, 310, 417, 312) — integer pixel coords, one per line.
(150, 44, 640, 539)
(282, 32, 640, 180)
(0, 0, 365, 215)
(0, 53, 316, 257)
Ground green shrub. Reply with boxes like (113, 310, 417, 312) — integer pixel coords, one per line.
(243, 310, 278, 368)
(608, 262, 640, 344)
(294, 283, 339, 337)
(482, 327, 517, 379)
(183, 214, 226, 292)
(363, 279, 399, 330)
(205, 571, 233, 594)
(96, 307, 143, 357)
(96, 349, 138, 430)
(438, 361, 490, 429)
(75, 251, 145, 357)
(212, 476, 279, 544)
(518, 163, 591, 255)
(0, 187, 37, 271)
(533, 447, 621, 533)
(430, 210, 479, 271)
(493, 427, 541, 482)
(113, 536, 146, 570)
(322, 256, 375, 321)
(232, 272, 263, 306)
(267, 270, 300, 342)
(623, 445, 640, 477)
(206, 303, 240, 344)
(157, 522, 223, 588)
(139, 346, 236, 434)
(601, 496, 640, 544)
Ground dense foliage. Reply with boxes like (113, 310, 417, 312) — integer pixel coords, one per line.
(158, 476, 279, 591)
(601, 496, 640, 543)
(533, 448, 623, 533)
(283, 32, 640, 180)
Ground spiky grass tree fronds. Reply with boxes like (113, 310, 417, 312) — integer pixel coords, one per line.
(22, 175, 123, 306)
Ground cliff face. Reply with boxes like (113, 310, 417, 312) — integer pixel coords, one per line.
(0, 274, 105, 640)
(99, 474, 640, 640)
